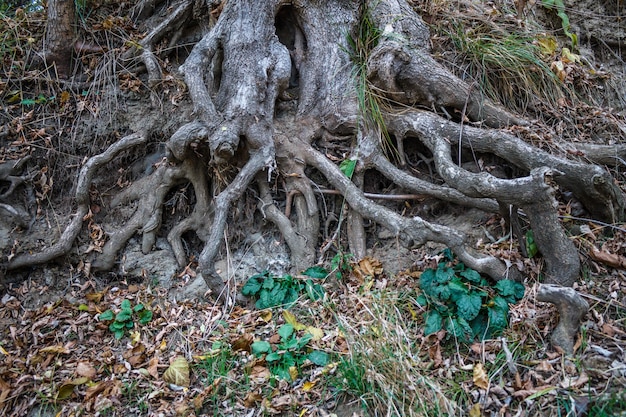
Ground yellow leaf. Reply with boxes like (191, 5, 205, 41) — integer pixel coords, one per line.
(469, 403, 482, 417)
(59, 91, 71, 105)
(535, 34, 557, 56)
(163, 356, 190, 387)
(55, 377, 90, 401)
(305, 326, 324, 341)
(289, 366, 298, 381)
(0, 345, 7, 355)
(130, 331, 141, 345)
(260, 310, 272, 322)
(283, 310, 306, 331)
(561, 47, 581, 64)
(40, 345, 70, 355)
(302, 380, 316, 392)
(473, 363, 489, 390)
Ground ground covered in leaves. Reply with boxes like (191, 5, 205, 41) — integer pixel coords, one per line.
(2, 0, 626, 416)
(1, 242, 625, 416)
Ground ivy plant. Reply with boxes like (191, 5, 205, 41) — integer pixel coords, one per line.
(98, 299, 153, 340)
(241, 268, 326, 309)
(251, 323, 329, 381)
(417, 249, 525, 342)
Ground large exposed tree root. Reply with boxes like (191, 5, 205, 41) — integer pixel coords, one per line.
(7, 0, 625, 351)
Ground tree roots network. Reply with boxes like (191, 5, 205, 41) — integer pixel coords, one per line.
(3, 0, 625, 352)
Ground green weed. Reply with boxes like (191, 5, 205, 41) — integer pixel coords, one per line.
(241, 268, 326, 309)
(98, 299, 153, 339)
(251, 323, 329, 382)
(417, 249, 525, 342)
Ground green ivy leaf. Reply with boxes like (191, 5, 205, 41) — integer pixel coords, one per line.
(460, 268, 482, 283)
(432, 283, 451, 301)
(495, 280, 525, 302)
(435, 265, 454, 284)
(470, 311, 489, 339)
(419, 269, 436, 294)
(424, 310, 443, 336)
(339, 159, 357, 178)
(308, 350, 329, 366)
(113, 330, 124, 340)
(488, 306, 509, 335)
(266, 352, 281, 362)
(125, 321, 134, 329)
(445, 316, 473, 342)
(262, 275, 276, 290)
(441, 248, 454, 261)
(242, 276, 263, 296)
(456, 292, 482, 321)
(448, 277, 469, 301)
(138, 310, 153, 325)
(115, 310, 132, 322)
(278, 324, 294, 340)
(302, 266, 328, 278)
(252, 341, 272, 355)
(133, 304, 144, 312)
(492, 295, 510, 311)
(415, 294, 428, 307)
(121, 299, 132, 310)
(99, 310, 114, 321)
(109, 322, 125, 331)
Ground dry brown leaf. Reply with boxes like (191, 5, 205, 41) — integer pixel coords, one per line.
(163, 356, 190, 387)
(589, 246, 626, 269)
(250, 365, 270, 383)
(147, 356, 160, 379)
(473, 363, 489, 390)
(39, 345, 70, 355)
(76, 361, 96, 379)
(243, 391, 262, 408)
(232, 333, 253, 352)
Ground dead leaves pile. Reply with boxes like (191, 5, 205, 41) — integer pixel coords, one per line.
(0, 279, 345, 416)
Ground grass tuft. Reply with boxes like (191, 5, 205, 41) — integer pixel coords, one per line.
(331, 290, 460, 416)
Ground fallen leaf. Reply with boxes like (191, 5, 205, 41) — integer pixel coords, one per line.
(76, 361, 96, 379)
(39, 345, 70, 355)
(147, 356, 159, 379)
(56, 377, 89, 401)
(305, 326, 324, 341)
(588, 246, 626, 269)
(283, 310, 306, 331)
(232, 333, 253, 352)
(469, 403, 482, 417)
(163, 356, 190, 387)
(302, 380, 316, 392)
(473, 363, 489, 390)
(243, 391, 262, 408)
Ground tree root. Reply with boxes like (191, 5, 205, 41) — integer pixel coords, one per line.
(537, 284, 589, 354)
(7, 132, 148, 270)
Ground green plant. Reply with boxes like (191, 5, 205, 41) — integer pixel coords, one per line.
(330, 251, 353, 280)
(241, 268, 326, 309)
(445, 22, 564, 113)
(251, 323, 329, 381)
(193, 341, 241, 411)
(98, 299, 153, 339)
(541, 0, 577, 48)
(417, 249, 525, 342)
(344, 2, 397, 159)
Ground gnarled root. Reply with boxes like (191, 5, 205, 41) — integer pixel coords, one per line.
(7, 132, 148, 270)
(537, 284, 589, 354)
